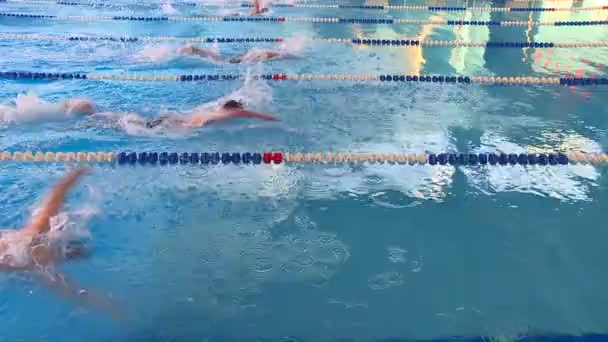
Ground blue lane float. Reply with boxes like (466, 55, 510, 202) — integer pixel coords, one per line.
(0, 71, 88, 80)
(115, 152, 569, 166)
(426, 153, 568, 166)
(351, 39, 555, 48)
(117, 152, 278, 165)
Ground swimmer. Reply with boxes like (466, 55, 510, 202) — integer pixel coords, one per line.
(249, 0, 268, 14)
(177, 44, 222, 63)
(177, 44, 292, 64)
(0, 167, 88, 270)
(228, 49, 291, 64)
(143, 99, 277, 129)
(0, 168, 123, 318)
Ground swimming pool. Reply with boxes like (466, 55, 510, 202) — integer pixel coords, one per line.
(1, 0, 608, 340)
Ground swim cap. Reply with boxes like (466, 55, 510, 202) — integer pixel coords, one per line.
(146, 116, 169, 128)
(66, 99, 95, 116)
(222, 100, 244, 110)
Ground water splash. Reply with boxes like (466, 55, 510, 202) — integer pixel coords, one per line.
(161, 0, 179, 14)
(234, 34, 310, 64)
(0, 230, 34, 268)
(277, 33, 310, 55)
(93, 111, 189, 137)
(0, 93, 70, 124)
(135, 45, 179, 63)
(195, 67, 273, 110)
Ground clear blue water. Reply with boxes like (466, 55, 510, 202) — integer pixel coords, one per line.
(1, 0, 608, 341)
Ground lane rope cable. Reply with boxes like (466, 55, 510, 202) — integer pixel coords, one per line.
(3, 0, 606, 13)
(1, 33, 606, 49)
(3, 151, 608, 167)
(1, 71, 606, 87)
(2, 12, 608, 27)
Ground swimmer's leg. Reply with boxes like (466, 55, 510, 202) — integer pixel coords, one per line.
(34, 268, 126, 320)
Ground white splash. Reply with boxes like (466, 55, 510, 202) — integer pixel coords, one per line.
(277, 33, 310, 55)
(191, 68, 273, 113)
(0, 229, 34, 268)
(135, 45, 179, 63)
(462, 132, 601, 201)
(161, 0, 179, 14)
(0, 92, 69, 123)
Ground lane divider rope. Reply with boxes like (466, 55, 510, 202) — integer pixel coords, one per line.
(3, 151, 608, 166)
(1, 71, 607, 86)
(3, 0, 605, 13)
(1, 33, 606, 48)
(239, 3, 608, 12)
(511, 0, 585, 2)
(0, 0, 588, 5)
(2, 151, 608, 166)
(2, 12, 608, 27)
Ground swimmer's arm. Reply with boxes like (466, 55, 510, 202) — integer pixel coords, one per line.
(23, 167, 87, 236)
(265, 51, 284, 58)
(179, 45, 221, 61)
(192, 47, 221, 61)
(226, 110, 278, 121)
(182, 110, 277, 128)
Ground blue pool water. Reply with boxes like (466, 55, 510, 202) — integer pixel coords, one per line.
(1, 0, 608, 340)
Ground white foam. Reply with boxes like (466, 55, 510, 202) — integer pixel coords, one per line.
(462, 132, 600, 201)
(234, 34, 309, 64)
(277, 34, 310, 55)
(191, 68, 273, 113)
(161, 0, 179, 14)
(135, 45, 179, 63)
(0, 93, 70, 124)
(0, 230, 33, 268)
